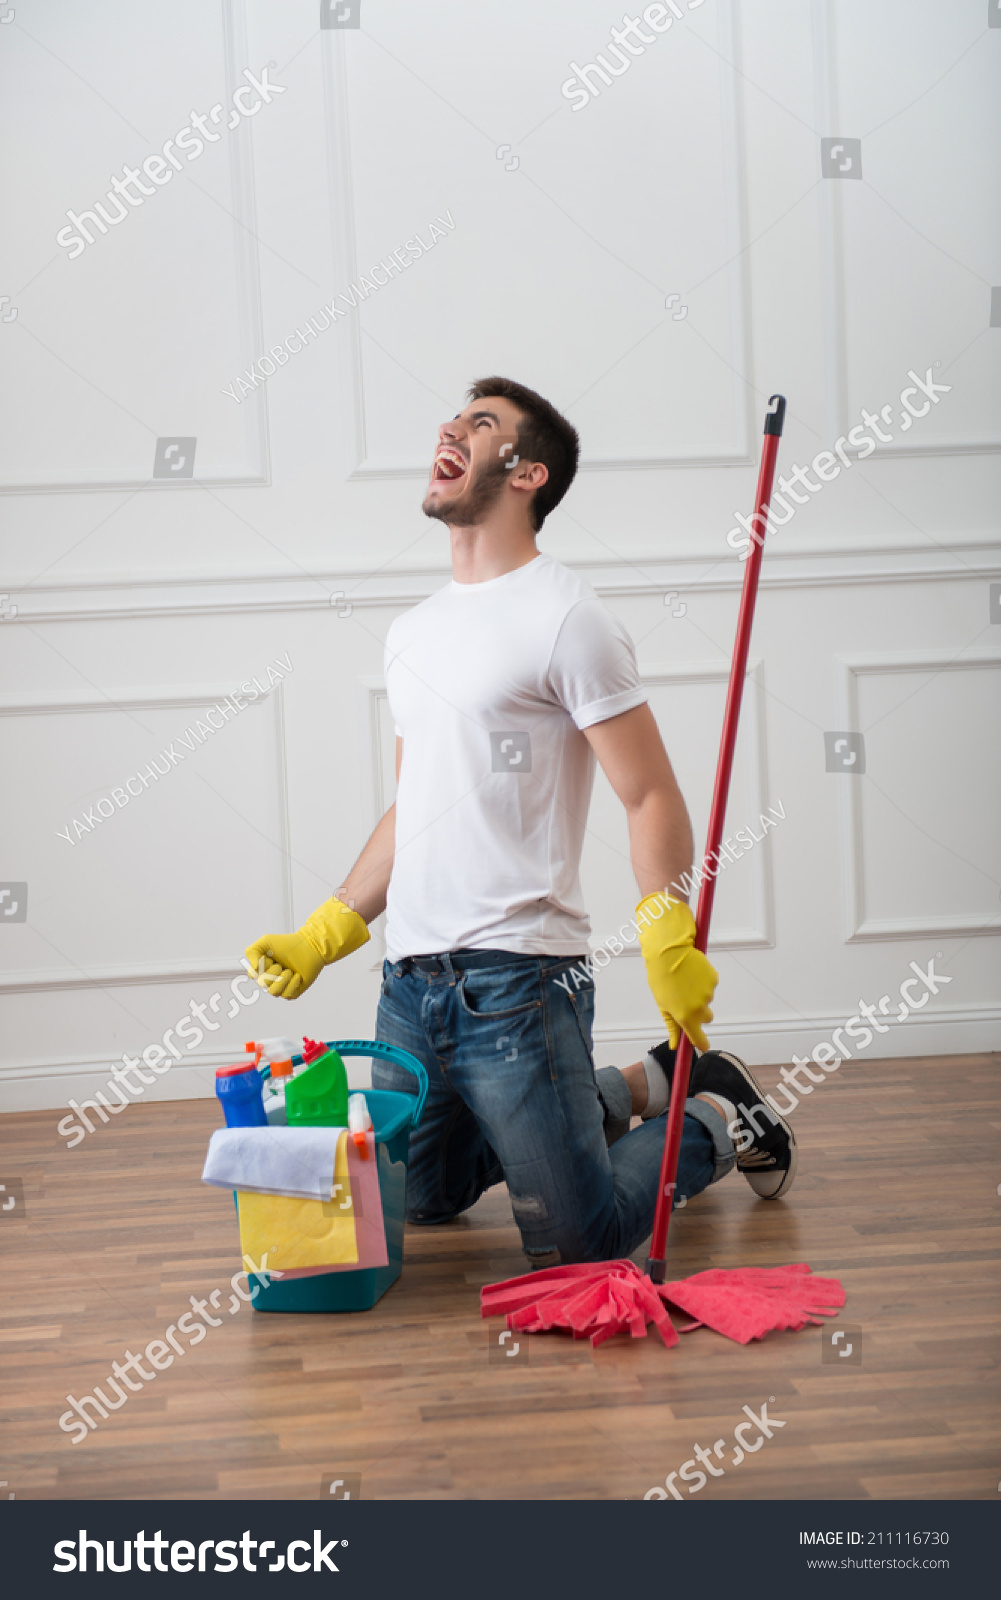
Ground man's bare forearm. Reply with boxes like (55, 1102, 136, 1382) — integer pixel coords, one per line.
(335, 803, 396, 924)
(626, 787, 694, 905)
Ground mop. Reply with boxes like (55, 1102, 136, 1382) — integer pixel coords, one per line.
(482, 395, 845, 1349)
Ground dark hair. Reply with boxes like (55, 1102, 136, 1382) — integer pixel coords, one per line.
(466, 376, 580, 531)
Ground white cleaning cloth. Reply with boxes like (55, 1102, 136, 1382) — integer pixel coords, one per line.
(201, 1125, 346, 1202)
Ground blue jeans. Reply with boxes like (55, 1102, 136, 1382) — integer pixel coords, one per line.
(372, 948, 732, 1266)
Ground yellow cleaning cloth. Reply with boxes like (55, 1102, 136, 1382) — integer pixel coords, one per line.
(237, 1129, 359, 1270)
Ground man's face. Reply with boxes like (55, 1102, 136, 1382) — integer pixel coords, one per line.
(422, 395, 526, 526)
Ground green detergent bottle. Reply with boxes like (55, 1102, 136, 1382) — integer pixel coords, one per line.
(286, 1037, 349, 1127)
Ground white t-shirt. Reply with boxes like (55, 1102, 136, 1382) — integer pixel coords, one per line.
(383, 551, 647, 959)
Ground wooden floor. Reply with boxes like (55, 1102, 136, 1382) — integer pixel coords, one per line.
(1, 1052, 997, 1501)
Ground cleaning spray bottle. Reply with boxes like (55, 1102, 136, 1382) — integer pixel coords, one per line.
(348, 1092, 373, 1159)
(285, 1037, 349, 1128)
(246, 1038, 297, 1122)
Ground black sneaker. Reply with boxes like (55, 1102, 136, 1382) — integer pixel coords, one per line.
(692, 1049, 797, 1199)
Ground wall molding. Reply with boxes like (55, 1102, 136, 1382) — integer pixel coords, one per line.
(347, 453, 761, 481)
(356, 675, 393, 829)
(3, 999, 998, 1113)
(0, 1044, 241, 1084)
(593, 999, 1001, 1061)
(0, 681, 274, 717)
(0, 959, 248, 998)
(4, 539, 998, 625)
(321, 20, 367, 482)
(837, 648, 1001, 943)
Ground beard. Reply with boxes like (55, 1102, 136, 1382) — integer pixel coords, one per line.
(422, 455, 509, 526)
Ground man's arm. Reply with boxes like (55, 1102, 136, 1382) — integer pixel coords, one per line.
(334, 735, 402, 923)
(583, 704, 694, 902)
(584, 704, 717, 1051)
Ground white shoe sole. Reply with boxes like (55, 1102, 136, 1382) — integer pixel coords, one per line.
(715, 1050, 798, 1200)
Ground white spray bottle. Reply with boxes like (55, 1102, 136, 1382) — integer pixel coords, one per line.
(246, 1038, 297, 1124)
(348, 1092, 373, 1158)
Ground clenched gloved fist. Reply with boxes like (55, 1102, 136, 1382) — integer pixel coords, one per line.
(245, 895, 370, 1000)
(636, 892, 718, 1053)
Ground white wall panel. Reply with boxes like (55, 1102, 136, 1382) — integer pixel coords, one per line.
(0, 0, 267, 490)
(839, 651, 1001, 941)
(0, 0, 998, 1111)
(815, 0, 1001, 455)
(0, 682, 291, 989)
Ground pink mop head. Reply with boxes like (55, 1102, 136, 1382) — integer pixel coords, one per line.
(482, 1260, 679, 1349)
(481, 1261, 844, 1350)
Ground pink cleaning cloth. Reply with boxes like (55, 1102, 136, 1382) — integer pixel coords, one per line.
(277, 1131, 389, 1278)
(661, 1263, 845, 1344)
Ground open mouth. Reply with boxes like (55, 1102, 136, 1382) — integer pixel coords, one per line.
(432, 445, 467, 482)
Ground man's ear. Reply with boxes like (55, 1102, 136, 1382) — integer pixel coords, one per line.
(510, 460, 548, 494)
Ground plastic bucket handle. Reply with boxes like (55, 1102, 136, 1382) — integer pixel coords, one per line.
(278, 1038, 428, 1130)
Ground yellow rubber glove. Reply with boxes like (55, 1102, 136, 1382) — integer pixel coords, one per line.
(636, 892, 718, 1053)
(245, 896, 370, 1000)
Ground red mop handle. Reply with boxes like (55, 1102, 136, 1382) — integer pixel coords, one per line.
(646, 394, 786, 1281)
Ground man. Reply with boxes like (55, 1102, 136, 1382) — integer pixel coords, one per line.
(245, 378, 795, 1267)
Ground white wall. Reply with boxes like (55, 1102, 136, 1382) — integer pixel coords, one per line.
(1, 0, 998, 1115)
